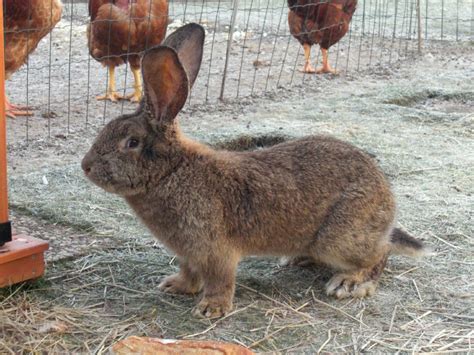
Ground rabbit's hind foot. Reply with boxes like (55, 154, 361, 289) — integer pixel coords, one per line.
(280, 255, 316, 267)
(325, 274, 377, 299)
(325, 254, 388, 299)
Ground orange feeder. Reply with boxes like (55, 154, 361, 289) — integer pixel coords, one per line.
(0, 1, 49, 288)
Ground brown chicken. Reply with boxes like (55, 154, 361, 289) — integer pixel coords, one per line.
(3, 0, 62, 118)
(288, 0, 357, 74)
(88, 0, 168, 102)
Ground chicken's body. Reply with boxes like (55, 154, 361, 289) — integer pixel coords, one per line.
(288, 0, 357, 74)
(88, 0, 168, 102)
(3, 0, 63, 117)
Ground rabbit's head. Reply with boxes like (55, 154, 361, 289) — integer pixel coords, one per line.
(82, 24, 205, 196)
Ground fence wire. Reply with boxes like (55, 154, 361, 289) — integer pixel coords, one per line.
(4, 0, 474, 142)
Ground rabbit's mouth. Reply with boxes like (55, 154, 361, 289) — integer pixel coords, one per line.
(85, 167, 142, 196)
(84, 169, 111, 191)
(82, 156, 141, 196)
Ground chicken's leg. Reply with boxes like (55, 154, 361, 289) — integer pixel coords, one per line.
(301, 44, 316, 73)
(316, 48, 338, 74)
(5, 96, 33, 118)
(122, 67, 143, 103)
(97, 65, 125, 102)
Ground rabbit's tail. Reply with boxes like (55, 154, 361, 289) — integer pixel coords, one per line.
(389, 228, 432, 258)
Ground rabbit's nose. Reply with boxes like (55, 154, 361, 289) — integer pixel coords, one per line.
(81, 156, 92, 175)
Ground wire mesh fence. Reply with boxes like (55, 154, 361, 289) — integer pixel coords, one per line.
(4, 0, 474, 142)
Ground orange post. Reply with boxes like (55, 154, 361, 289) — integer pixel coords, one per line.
(0, 0, 9, 226)
(0, 1, 49, 286)
(0, 0, 12, 247)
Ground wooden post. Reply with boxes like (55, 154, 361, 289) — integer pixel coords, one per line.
(416, 0, 422, 54)
(219, 0, 239, 101)
(0, 0, 10, 230)
(0, 5, 50, 285)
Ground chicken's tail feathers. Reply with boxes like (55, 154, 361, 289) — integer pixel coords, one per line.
(389, 228, 433, 258)
(287, 0, 297, 9)
(343, 1, 358, 16)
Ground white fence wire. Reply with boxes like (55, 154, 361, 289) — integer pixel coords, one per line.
(4, 0, 473, 141)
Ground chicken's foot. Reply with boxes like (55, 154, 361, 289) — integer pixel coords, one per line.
(97, 66, 126, 102)
(122, 67, 143, 103)
(300, 44, 316, 74)
(5, 96, 33, 118)
(316, 48, 339, 74)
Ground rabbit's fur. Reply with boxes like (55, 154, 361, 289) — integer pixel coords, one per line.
(82, 23, 427, 318)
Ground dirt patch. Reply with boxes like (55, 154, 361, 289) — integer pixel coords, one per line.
(385, 90, 474, 112)
(415, 95, 474, 114)
(11, 212, 117, 262)
(212, 134, 289, 151)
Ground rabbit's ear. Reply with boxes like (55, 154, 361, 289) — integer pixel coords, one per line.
(142, 46, 189, 124)
(162, 23, 205, 89)
(141, 24, 205, 125)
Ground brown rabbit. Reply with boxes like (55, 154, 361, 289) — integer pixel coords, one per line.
(82, 23, 428, 319)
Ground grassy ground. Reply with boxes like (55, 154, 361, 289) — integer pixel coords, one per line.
(2, 10, 473, 354)
(3, 46, 473, 353)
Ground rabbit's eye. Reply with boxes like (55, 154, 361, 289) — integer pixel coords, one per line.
(126, 138, 140, 149)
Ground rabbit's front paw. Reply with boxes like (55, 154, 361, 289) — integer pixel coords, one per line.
(192, 296, 233, 319)
(158, 273, 201, 294)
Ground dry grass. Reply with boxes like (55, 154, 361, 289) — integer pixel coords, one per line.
(1, 243, 472, 353)
(3, 39, 473, 353)
(0, 291, 135, 353)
